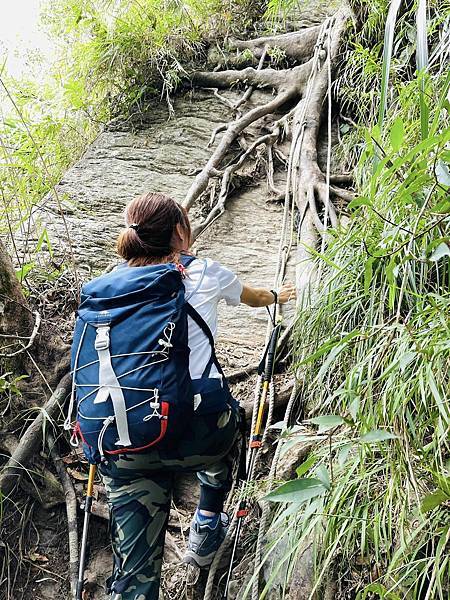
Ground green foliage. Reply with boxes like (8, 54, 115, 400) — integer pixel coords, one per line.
(43, 0, 261, 117)
(0, 373, 25, 397)
(266, 478, 328, 503)
(258, 1, 450, 598)
(0, 70, 97, 284)
(338, 0, 449, 126)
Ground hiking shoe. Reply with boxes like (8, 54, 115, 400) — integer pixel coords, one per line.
(183, 510, 229, 568)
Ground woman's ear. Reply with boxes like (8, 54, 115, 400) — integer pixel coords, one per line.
(173, 222, 189, 251)
(175, 223, 184, 239)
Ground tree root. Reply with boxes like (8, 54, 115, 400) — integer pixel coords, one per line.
(0, 372, 72, 497)
(48, 433, 79, 599)
(229, 26, 321, 63)
(184, 86, 300, 210)
(0, 310, 41, 359)
(186, 9, 352, 306)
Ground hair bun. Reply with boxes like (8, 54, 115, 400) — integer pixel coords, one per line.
(117, 192, 191, 266)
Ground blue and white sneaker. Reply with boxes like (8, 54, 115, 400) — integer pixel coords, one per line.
(183, 510, 229, 568)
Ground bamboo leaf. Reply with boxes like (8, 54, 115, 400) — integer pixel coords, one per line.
(429, 242, 450, 262)
(315, 464, 331, 490)
(265, 478, 327, 503)
(435, 159, 450, 186)
(317, 343, 347, 382)
(385, 257, 398, 310)
(348, 196, 371, 210)
(389, 117, 404, 152)
(364, 257, 374, 295)
(348, 397, 360, 421)
(420, 489, 449, 513)
(296, 454, 319, 478)
(337, 443, 353, 467)
(360, 430, 398, 443)
(308, 415, 344, 433)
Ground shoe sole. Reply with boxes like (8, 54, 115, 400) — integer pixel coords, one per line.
(183, 545, 231, 570)
(183, 549, 216, 569)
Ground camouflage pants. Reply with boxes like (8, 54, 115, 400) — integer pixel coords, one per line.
(99, 407, 239, 600)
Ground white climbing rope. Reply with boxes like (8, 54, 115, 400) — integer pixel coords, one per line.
(252, 18, 333, 600)
(318, 22, 334, 282)
(252, 382, 298, 600)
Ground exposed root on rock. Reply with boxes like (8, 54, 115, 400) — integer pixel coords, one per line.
(185, 7, 352, 310)
(229, 25, 321, 63)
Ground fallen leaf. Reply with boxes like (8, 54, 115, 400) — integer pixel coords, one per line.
(28, 552, 49, 563)
(67, 468, 89, 481)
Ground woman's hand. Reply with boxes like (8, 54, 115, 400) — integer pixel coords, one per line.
(277, 281, 296, 304)
(240, 282, 297, 307)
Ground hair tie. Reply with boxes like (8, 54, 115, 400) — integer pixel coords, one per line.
(129, 223, 139, 231)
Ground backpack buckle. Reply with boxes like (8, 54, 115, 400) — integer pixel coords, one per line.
(95, 326, 110, 351)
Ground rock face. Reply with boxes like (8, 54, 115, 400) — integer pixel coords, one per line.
(41, 89, 293, 369)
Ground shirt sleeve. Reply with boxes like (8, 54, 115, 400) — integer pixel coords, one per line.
(208, 260, 243, 306)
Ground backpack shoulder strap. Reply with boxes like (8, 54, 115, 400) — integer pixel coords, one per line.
(185, 303, 214, 347)
(185, 303, 223, 378)
(179, 253, 196, 267)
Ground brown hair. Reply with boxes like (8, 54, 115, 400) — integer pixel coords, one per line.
(117, 192, 191, 266)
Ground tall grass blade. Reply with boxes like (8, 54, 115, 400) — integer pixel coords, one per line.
(378, 0, 403, 130)
(417, 0, 430, 139)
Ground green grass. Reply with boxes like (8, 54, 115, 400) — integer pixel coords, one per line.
(257, 1, 450, 598)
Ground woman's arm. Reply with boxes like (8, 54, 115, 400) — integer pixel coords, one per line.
(240, 282, 296, 308)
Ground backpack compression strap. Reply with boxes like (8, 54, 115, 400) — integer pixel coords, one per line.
(93, 324, 131, 447)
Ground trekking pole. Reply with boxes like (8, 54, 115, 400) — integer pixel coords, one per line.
(76, 463, 96, 600)
(222, 316, 281, 599)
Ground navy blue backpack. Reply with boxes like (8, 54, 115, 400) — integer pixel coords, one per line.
(67, 255, 236, 464)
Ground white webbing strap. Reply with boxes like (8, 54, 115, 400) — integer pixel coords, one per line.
(94, 325, 131, 447)
(64, 321, 88, 432)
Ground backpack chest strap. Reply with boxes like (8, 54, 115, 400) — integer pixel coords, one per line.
(94, 325, 131, 447)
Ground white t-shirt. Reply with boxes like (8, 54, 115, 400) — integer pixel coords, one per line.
(184, 258, 242, 379)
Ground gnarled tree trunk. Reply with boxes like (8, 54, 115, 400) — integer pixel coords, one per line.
(0, 241, 34, 370)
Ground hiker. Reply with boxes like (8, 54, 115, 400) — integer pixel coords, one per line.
(71, 192, 296, 600)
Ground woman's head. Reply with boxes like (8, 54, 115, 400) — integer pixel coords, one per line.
(117, 192, 191, 266)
